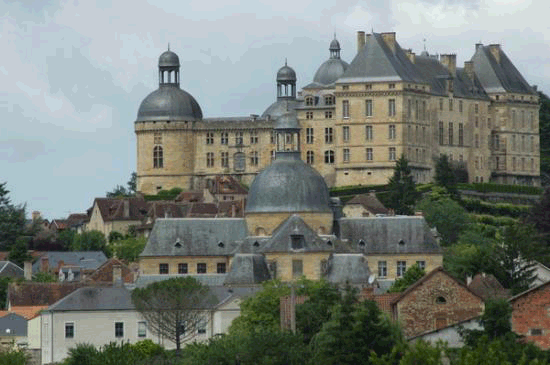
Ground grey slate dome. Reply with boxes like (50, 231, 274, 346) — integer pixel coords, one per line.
(275, 111, 300, 130)
(261, 99, 299, 119)
(159, 50, 180, 67)
(329, 38, 341, 51)
(245, 158, 332, 213)
(137, 86, 203, 121)
(277, 64, 297, 82)
(313, 58, 349, 85)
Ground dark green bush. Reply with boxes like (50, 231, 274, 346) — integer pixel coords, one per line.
(460, 198, 531, 218)
(468, 214, 518, 227)
(457, 183, 542, 195)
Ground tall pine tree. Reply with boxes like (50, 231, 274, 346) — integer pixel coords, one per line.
(386, 156, 420, 215)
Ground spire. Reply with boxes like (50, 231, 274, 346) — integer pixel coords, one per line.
(285, 58, 287, 66)
(168, 42, 170, 51)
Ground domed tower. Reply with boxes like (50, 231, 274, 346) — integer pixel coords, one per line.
(261, 61, 301, 119)
(245, 111, 333, 236)
(312, 36, 349, 86)
(135, 48, 202, 194)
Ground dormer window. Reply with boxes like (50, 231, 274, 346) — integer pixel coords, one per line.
(324, 95, 334, 105)
(253, 241, 260, 247)
(326, 240, 333, 246)
(291, 235, 305, 250)
(175, 239, 181, 248)
(398, 239, 405, 245)
(358, 240, 366, 247)
(218, 241, 224, 248)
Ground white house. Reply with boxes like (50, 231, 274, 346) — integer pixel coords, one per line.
(39, 285, 258, 364)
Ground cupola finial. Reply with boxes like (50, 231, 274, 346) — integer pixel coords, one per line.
(168, 42, 170, 51)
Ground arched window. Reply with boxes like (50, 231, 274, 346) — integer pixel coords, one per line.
(324, 150, 335, 164)
(436, 296, 447, 304)
(255, 227, 266, 236)
(153, 146, 163, 168)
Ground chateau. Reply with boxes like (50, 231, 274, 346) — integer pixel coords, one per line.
(134, 31, 540, 195)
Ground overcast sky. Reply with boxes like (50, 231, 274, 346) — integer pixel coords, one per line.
(2, 0, 548, 219)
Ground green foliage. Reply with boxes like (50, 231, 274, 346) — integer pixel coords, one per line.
(0, 182, 27, 250)
(435, 154, 460, 199)
(8, 237, 31, 268)
(131, 277, 212, 352)
(370, 340, 447, 365)
(62, 340, 171, 365)
(457, 182, 542, 195)
(529, 187, 550, 248)
(0, 277, 11, 310)
(106, 173, 138, 198)
(461, 198, 531, 218)
(108, 231, 125, 243)
(33, 271, 57, 282)
(388, 263, 426, 293)
(386, 156, 420, 215)
(481, 299, 513, 340)
(63, 343, 99, 365)
(539, 91, 550, 179)
(71, 231, 111, 257)
(417, 188, 469, 245)
(0, 347, 29, 365)
(144, 188, 184, 201)
(468, 214, 517, 227)
(311, 287, 403, 365)
(57, 229, 77, 251)
(111, 236, 147, 262)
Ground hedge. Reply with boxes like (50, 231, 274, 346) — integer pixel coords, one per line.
(460, 198, 531, 218)
(144, 188, 183, 201)
(468, 214, 518, 227)
(457, 183, 542, 196)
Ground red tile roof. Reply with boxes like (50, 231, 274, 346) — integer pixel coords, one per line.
(94, 197, 149, 222)
(0, 306, 48, 320)
(345, 193, 389, 215)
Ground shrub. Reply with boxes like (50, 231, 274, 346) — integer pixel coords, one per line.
(460, 199, 531, 218)
(457, 183, 542, 195)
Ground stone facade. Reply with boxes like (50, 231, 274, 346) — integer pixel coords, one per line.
(139, 256, 231, 276)
(135, 32, 540, 195)
(392, 268, 484, 338)
(510, 282, 550, 349)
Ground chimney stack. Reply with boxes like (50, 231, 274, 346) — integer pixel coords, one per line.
(357, 31, 366, 52)
(40, 256, 49, 272)
(381, 32, 396, 53)
(113, 264, 122, 286)
(405, 49, 416, 64)
(32, 211, 41, 221)
(464, 61, 474, 79)
(488, 44, 501, 64)
(123, 200, 130, 218)
(440, 54, 457, 76)
(24, 261, 32, 281)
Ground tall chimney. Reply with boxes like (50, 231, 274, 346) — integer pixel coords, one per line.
(32, 211, 41, 221)
(488, 44, 501, 64)
(381, 32, 396, 52)
(357, 31, 366, 52)
(24, 261, 32, 281)
(405, 49, 416, 64)
(123, 200, 130, 218)
(464, 61, 474, 79)
(41, 256, 49, 272)
(440, 54, 457, 76)
(113, 264, 122, 286)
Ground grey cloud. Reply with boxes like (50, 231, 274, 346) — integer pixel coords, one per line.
(0, 139, 47, 163)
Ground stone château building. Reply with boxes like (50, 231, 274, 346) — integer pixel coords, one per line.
(134, 31, 540, 195)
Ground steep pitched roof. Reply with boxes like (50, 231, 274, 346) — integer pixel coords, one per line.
(339, 33, 425, 83)
(47, 286, 135, 312)
(324, 254, 372, 285)
(32, 251, 108, 273)
(0, 261, 23, 278)
(0, 313, 27, 337)
(85, 258, 134, 284)
(94, 197, 149, 222)
(468, 273, 510, 301)
(224, 254, 271, 286)
(7, 282, 111, 307)
(0, 306, 48, 320)
(471, 44, 536, 94)
(339, 216, 442, 254)
(140, 218, 248, 257)
(261, 215, 344, 253)
(345, 194, 389, 215)
(133, 274, 228, 289)
(509, 280, 550, 303)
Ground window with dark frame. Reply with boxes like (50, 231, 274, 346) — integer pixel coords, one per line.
(292, 259, 303, 278)
(396, 261, 407, 277)
(159, 263, 169, 274)
(178, 263, 188, 274)
(343, 100, 350, 118)
(153, 146, 163, 168)
(217, 263, 226, 274)
(306, 128, 314, 144)
(115, 322, 124, 338)
(197, 263, 207, 274)
(138, 321, 147, 338)
(378, 261, 387, 278)
(65, 323, 74, 338)
(324, 150, 335, 164)
(220, 132, 228, 145)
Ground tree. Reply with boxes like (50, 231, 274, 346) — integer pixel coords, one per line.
(481, 299, 513, 340)
(111, 236, 147, 262)
(106, 172, 137, 198)
(0, 182, 26, 250)
(434, 154, 460, 199)
(71, 231, 110, 256)
(388, 263, 426, 293)
(127, 172, 137, 195)
(131, 277, 214, 354)
(56, 229, 77, 251)
(417, 187, 468, 245)
(7, 237, 31, 268)
(33, 271, 57, 283)
(528, 186, 550, 249)
(386, 156, 420, 215)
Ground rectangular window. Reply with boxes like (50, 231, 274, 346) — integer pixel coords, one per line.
(366, 99, 373, 116)
(221, 132, 228, 145)
(438, 121, 444, 145)
(138, 321, 147, 338)
(343, 148, 350, 163)
(449, 99, 453, 111)
(217, 263, 226, 274)
(407, 99, 412, 118)
(235, 131, 243, 145)
(305, 97, 314, 106)
(416, 261, 426, 270)
(325, 95, 334, 105)
(531, 329, 543, 336)
(389, 125, 396, 140)
(159, 263, 169, 275)
(475, 134, 479, 148)
(365, 125, 373, 141)
(178, 263, 188, 274)
(389, 147, 396, 161)
(270, 131, 276, 144)
(439, 98, 443, 111)
(325, 110, 333, 119)
(250, 131, 258, 144)
(475, 103, 479, 114)
(206, 152, 215, 168)
(366, 148, 373, 161)
(221, 152, 229, 168)
(378, 261, 387, 278)
(306, 151, 314, 164)
(458, 123, 464, 146)
(306, 111, 313, 120)
(388, 99, 396, 116)
(448, 122, 453, 146)
(324, 150, 335, 164)
(250, 151, 259, 166)
(343, 100, 350, 118)
(512, 110, 516, 128)
(115, 322, 124, 338)
(343, 126, 350, 142)
(292, 260, 303, 278)
(306, 128, 314, 144)
(206, 132, 214, 145)
(389, 83, 395, 89)
(459, 100, 463, 113)
(325, 128, 333, 144)
(365, 84, 372, 90)
(397, 261, 407, 277)
(197, 263, 207, 274)
(197, 318, 207, 334)
(65, 323, 74, 339)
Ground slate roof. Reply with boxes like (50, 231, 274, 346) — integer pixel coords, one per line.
(224, 254, 271, 286)
(339, 33, 425, 84)
(471, 44, 536, 95)
(261, 215, 346, 253)
(0, 313, 27, 337)
(198, 117, 273, 130)
(339, 216, 442, 255)
(324, 254, 372, 285)
(32, 251, 108, 273)
(47, 286, 135, 312)
(0, 261, 23, 278)
(94, 197, 149, 222)
(7, 282, 111, 307)
(140, 218, 248, 257)
(133, 274, 228, 289)
(345, 194, 389, 215)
